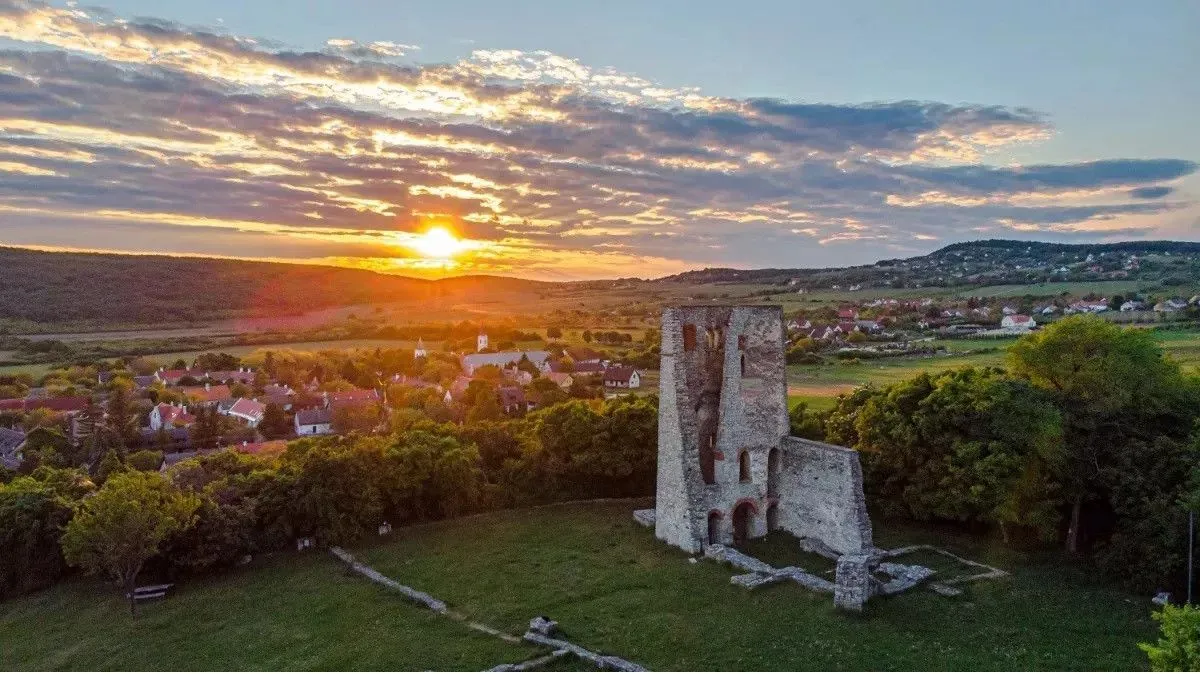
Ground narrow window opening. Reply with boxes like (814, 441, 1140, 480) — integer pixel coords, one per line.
(739, 450, 751, 482)
(683, 324, 696, 351)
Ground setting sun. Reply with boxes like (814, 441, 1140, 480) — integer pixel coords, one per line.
(411, 226, 464, 259)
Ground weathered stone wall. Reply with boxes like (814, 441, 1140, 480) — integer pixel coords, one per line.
(655, 306, 788, 551)
(775, 437, 873, 555)
(656, 304, 873, 559)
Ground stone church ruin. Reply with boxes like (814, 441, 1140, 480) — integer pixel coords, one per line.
(636, 305, 999, 610)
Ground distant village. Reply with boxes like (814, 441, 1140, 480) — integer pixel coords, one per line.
(0, 332, 645, 472)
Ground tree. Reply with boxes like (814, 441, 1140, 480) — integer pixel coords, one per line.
(546, 327, 562, 339)
(466, 389, 502, 424)
(258, 403, 292, 440)
(825, 368, 1064, 540)
(331, 403, 381, 435)
(582, 330, 593, 343)
(61, 471, 199, 616)
(189, 406, 223, 449)
(126, 450, 163, 472)
(788, 402, 824, 440)
(1140, 604, 1200, 671)
(0, 469, 94, 598)
(104, 382, 137, 448)
(1008, 315, 1199, 556)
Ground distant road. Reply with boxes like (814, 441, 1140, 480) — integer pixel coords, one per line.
(19, 326, 243, 342)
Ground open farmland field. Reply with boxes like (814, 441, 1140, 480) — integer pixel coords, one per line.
(786, 330, 1200, 408)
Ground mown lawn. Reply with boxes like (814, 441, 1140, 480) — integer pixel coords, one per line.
(0, 549, 536, 671)
(0, 500, 1158, 671)
(351, 501, 1156, 671)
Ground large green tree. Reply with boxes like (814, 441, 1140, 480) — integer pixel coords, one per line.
(825, 368, 1063, 540)
(1008, 315, 1200, 557)
(61, 471, 199, 616)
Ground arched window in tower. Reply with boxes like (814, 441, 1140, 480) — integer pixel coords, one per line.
(738, 450, 751, 482)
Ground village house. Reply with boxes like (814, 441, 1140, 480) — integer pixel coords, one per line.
(447, 375, 473, 401)
(0, 396, 91, 415)
(414, 338, 427, 358)
(179, 383, 232, 405)
(1121, 300, 1145, 312)
(461, 350, 551, 375)
(837, 307, 858, 321)
(0, 427, 26, 470)
(206, 367, 255, 384)
(261, 383, 295, 409)
(498, 386, 530, 414)
(324, 388, 381, 408)
(544, 372, 574, 389)
(571, 360, 606, 375)
(603, 366, 641, 389)
(154, 367, 205, 385)
(222, 398, 266, 427)
(294, 407, 334, 436)
(502, 367, 534, 386)
(149, 402, 194, 430)
(1001, 314, 1037, 330)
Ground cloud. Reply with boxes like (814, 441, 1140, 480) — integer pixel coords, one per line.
(0, 0, 1194, 277)
(1129, 185, 1173, 199)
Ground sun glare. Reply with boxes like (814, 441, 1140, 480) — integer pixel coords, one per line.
(411, 226, 463, 259)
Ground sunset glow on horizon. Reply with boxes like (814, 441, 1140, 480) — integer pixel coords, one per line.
(0, 0, 1194, 279)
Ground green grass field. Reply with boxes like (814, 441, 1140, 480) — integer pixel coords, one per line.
(0, 549, 537, 671)
(0, 501, 1158, 670)
(787, 330, 1200, 409)
(344, 502, 1156, 670)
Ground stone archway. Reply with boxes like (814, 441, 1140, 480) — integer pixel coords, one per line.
(732, 500, 757, 545)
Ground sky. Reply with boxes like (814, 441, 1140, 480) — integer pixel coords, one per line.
(0, 0, 1197, 280)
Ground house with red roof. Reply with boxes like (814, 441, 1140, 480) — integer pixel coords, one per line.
(149, 403, 195, 430)
(179, 383, 231, 404)
(324, 388, 381, 408)
(603, 366, 641, 389)
(1001, 315, 1037, 330)
(154, 368, 205, 385)
(221, 398, 266, 427)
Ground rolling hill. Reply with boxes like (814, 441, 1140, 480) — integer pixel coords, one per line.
(0, 248, 548, 327)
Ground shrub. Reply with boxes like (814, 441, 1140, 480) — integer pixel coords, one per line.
(1140, 604, 1200, 671)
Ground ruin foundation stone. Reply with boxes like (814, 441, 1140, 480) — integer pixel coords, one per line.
(653, 305, 875, 609)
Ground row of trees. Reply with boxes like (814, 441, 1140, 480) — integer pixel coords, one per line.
(821, 316, 1200, 591)
(0, 394, 658, 605)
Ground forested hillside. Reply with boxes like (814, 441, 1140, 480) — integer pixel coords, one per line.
(661, 239, 1200, 289)
(0, 248, 544, 326)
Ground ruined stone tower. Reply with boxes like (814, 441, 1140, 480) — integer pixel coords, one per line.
(655, 305, 873, 557)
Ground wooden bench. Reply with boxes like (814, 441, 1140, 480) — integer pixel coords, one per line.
(126, 583, 174, 602)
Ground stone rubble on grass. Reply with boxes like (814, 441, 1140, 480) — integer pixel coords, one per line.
(489, 649, 570, 672)
(928, 582, 964, 597)
(632, 509, 656, 527)
(529, 616, 558, 636)
(329, 546, 447, 613)
(522, 617, 647, 672)
(876, 562, 936, 595)
(703, 544, 776, 574)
